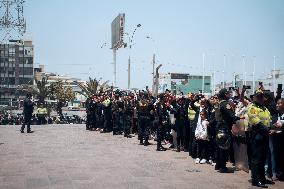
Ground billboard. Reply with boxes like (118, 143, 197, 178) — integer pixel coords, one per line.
(111, 13, 125, 49)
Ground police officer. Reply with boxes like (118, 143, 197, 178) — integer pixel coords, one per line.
(85, 96, 92, 130)
(101, 95, 112, 133)
(247, 89, 274, 188)
(187, 93, 197, 157)
(156, 94, 168, 151)
(36, 103, 47, 125)
(112, 92, 124, 135)
(215, 88, 240, 173)
(137, 93, 154, 146)
(123, 95, 133, 138)
(94, 96, 103, 131)
(21, 93, 34, 133)
(89, 95, 97, 131)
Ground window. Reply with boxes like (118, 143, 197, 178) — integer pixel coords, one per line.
(19, 78, 33, 85)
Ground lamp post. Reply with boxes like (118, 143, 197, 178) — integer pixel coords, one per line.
(273, 56, 276, 93)
(202, 53, 205, 94)
(222, 54, 226, 88)
(145, 35, 157, 93)
(126, 24, 141, 89)
(242, 55, 246, 86)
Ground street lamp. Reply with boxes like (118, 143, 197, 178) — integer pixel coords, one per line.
(125, 24, 141, 89)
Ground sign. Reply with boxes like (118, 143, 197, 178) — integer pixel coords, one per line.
(111, 13, 125, 49)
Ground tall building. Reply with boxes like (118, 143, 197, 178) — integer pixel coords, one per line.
(0, 40, 34, 106)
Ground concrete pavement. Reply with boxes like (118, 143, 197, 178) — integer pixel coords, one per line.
(0, 124, 283, 189)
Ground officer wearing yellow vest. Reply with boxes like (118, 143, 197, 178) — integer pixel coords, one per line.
(36, 103, 47, 125)
(247, 89, 274, 188)
(187, 93, 197, 157)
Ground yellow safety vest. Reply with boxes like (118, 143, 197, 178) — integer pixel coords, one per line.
(247, 104, 271, 127)
(188, 106, 196, 121)
(37, 107, 47, 115)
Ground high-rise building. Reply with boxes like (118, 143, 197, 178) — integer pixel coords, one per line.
(0, 40, 34, 106)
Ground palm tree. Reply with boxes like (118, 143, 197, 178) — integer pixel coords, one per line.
(35, 77, 50, 104)
(17, 77, 50, 104)
(75, 77, 110, 97)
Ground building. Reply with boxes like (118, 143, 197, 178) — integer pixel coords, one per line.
(0, 40, 34, 106)
(262, 70, 284, 94)
(36, 72, 87, 107)
(159, 73, 211, 95)
(214, 69, 284, 97)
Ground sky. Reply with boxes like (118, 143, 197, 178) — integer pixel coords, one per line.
(22, 0, 284, 89)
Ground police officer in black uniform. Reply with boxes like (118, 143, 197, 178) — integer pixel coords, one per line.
(215, 88, 240, 173)
(85, 96, 92, 130)
(112, 92, 124, 135)
(21, 93, 34, 133)
(89, 96, 97, 131)
(137, 93, 154, 146)
(156, 94, 168, 151)
(94, 96, 103, 130)
(123, 95, 133, 138)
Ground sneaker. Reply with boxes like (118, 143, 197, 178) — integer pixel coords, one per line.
(200, 159, 207, 164)
(195, 158, 200, 164)
(211, 162, 216, 166)
(208, 159, 213, 164)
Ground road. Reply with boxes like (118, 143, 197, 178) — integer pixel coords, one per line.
(0, 124, 283, 189)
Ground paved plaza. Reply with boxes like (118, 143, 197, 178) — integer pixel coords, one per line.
(0, 124, 284, 189)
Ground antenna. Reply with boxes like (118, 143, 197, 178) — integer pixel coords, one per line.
(0, 0, 26, 42)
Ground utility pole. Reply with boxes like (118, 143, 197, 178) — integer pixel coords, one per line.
(127, 56, 130, 89)
(273, 56, 276, 93)
(253, 56, 256, 92)
(222, 54, 226, 88)
(113, 49, 117, 87)
(154, 64, 162, 97)
(242, 55, 246, 86)
(202, 53, 205, 94)
(152, 54, 156, 93)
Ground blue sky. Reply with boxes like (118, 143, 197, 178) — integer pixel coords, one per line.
(24, 0, 284, 88)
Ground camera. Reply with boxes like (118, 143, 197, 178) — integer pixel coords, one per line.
(243, 85, 251, 90)
(278, 84, 282, 91)
(229, 87, 237, 91)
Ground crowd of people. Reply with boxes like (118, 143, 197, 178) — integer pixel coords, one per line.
(0, 104, 84, 125)
(82, 84, 283, 188)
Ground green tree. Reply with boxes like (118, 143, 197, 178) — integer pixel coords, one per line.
(50, 80, 75, 116)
